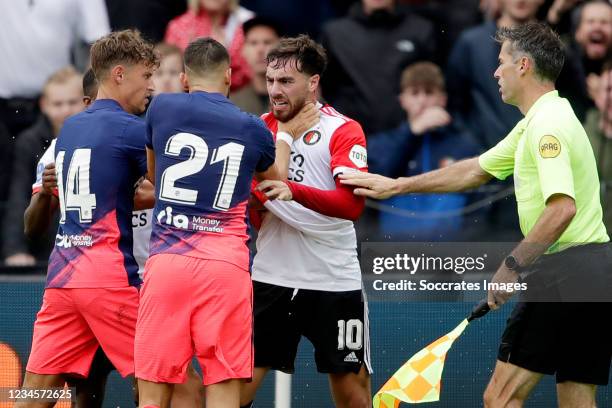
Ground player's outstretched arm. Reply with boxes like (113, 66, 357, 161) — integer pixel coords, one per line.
(24, 163, 59, 238)
(256, 179, 365, 221)
(256, 103, 320, 181)
(339, 157, 492, 199)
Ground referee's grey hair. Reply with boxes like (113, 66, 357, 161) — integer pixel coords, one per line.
(495, 22, 565, 83)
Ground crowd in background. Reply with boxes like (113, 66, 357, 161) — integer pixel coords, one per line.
(0, 0, 611, 267)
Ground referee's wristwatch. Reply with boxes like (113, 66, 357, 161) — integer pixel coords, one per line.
(504, 255, 526, 279)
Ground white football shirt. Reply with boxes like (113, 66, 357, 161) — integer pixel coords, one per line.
(252, 104, 368, 291)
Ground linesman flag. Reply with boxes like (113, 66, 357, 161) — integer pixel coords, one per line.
(373, 300, 490, 407)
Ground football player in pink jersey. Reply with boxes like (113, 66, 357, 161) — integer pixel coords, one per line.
(25, 66, 206, 408)
(16, 30, 158, 408)
(135, 37, 318, 408)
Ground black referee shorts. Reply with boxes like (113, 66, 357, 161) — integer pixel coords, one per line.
(498, 243, 612, 385)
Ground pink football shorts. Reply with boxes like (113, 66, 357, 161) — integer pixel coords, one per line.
(135, 253, 253, 385)
(26, 287, 139, 377)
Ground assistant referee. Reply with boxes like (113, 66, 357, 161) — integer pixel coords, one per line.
(340, 22, 612, 407)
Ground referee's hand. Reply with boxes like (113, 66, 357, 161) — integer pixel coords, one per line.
(41, 163, 58, 196)
(339, 172, 399, 199)
(487, 263, 520, 310)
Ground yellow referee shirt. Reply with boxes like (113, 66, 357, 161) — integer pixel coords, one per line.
(479, 90, 609, 252)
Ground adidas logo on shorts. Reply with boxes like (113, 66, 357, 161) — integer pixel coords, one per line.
(344, 352, 359, 363)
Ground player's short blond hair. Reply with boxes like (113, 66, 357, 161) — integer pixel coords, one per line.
(90, 29, 159, 81)
(42, 66, 82, 97)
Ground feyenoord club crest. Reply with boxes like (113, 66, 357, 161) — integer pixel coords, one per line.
(303, 130, 321, 145)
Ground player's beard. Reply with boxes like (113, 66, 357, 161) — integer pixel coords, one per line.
(272, 94, 307, 123)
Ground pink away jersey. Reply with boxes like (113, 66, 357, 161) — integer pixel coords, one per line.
(145, 91, 275, 271)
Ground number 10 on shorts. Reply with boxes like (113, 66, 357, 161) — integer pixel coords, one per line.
(337, 319, 363, 350)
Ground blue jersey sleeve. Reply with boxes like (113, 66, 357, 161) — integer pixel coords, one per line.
(122, 117, 148, 177)
(249, 116, 275, 173)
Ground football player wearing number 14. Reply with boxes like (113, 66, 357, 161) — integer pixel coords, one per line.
(17, 30, 159, 408)
(134, 37, 316, 408)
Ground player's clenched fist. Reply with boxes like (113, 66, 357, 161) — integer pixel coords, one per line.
(256, 180, 293, 201)
(41, 163, 58, 196)
(277, 102, 320, 139)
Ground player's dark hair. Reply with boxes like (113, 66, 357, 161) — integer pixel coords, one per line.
(82, 68, 98, 100)
(90, 29, 159, 81)
(243, 16, 283, 38)
(266, 35, 327, 77)
(183, 37, 230, 77)
(495, 22, 565, 83)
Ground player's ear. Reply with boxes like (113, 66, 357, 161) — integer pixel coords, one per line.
(308, 74, 320, 93)
(180, 72, 190, 91)
(225, 67, 232, 87)
(519, 56, 529, 76)
(111, 65, 125, 84)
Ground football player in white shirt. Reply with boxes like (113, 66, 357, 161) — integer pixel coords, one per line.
(24, 68, 204, 408)
(241, 35, 371, 408)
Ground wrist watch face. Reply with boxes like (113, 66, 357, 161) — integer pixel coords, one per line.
(505, 255, 519, 270)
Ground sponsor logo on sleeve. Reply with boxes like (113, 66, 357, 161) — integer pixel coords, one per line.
(349, 145, 368, 168)
(539, 135, 561, 158)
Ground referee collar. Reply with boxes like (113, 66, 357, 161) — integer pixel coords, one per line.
(524, 90, 558, 123)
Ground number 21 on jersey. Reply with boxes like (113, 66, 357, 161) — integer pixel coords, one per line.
(159, 132, 244, 211)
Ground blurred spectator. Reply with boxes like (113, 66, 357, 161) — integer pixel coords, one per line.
(165, 0, 254, 91)
(2, 67, 84, 266)
(0, 122, 11, 203)
(402, 0, 483, 65)
(584, 60, 612, 232)
(230, 17, 281, 115)
(0, 0, 109, 137)
(480, 0, 503, 20)
(546, 0, 581, 29)
(105, 0, 187, 43)
(0, 122, 11, 257)
(557, 0, 612, 121)
(241, 0, 352, 38)
(446, 0, 544, 149)
(152, 43, 184, 94)
(367, 62, 478, 240)
(320, 0, 436, 135)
